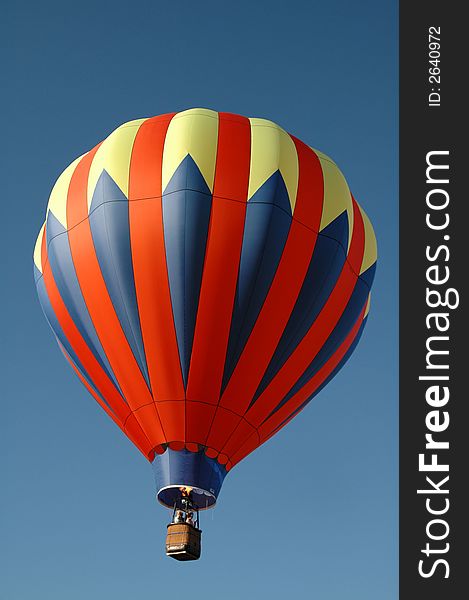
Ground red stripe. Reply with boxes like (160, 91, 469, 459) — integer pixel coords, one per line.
(186, 113, 251, 443)
(127, 114, 185, 411)
(65, 143, 166, 447)
(208, 141, 323, 449)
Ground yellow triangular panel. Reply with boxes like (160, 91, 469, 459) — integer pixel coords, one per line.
(248, 118, 298, 212)
(359, 205, 378, 274)
(162, 108, 219, 193)
(364, 293, 371, 318)
(314, 149, 354, 248)
(87, 118, 147, 211)
(47, 155, 84, 228)
(33, 223, 45, 272)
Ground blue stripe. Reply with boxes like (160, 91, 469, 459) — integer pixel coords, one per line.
(162, 156, 212, 387)
(263, 277, 370, 421)
(251, 213, 348, 405)
(222, 171, 292, 392)
(89, 171, 150, 389)
(45, 211, 122, 394)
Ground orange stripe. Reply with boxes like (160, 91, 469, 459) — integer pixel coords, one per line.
(155, 400, 185, 443)
(185, 401, 217, 445)
(127, 114, 185, 412)
(186, 113, 251, 418)
(65, 144, 166, 447)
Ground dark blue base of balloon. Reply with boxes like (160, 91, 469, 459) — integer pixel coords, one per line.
(152, 449, 227, 510)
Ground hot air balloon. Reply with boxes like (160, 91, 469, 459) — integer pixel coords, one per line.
(33, 108, 377, 560)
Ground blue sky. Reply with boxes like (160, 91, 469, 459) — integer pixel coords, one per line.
(2, 1, 398, 598)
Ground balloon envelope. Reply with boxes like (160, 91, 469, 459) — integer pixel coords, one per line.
(34, 108, 377, 508)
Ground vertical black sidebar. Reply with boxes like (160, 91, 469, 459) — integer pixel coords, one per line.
(400, 2, 466, 598)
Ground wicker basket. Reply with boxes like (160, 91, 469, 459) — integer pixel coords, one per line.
(166, 522, 201, 561)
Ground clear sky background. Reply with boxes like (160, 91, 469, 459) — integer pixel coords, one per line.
(2, 1, 398, 598)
